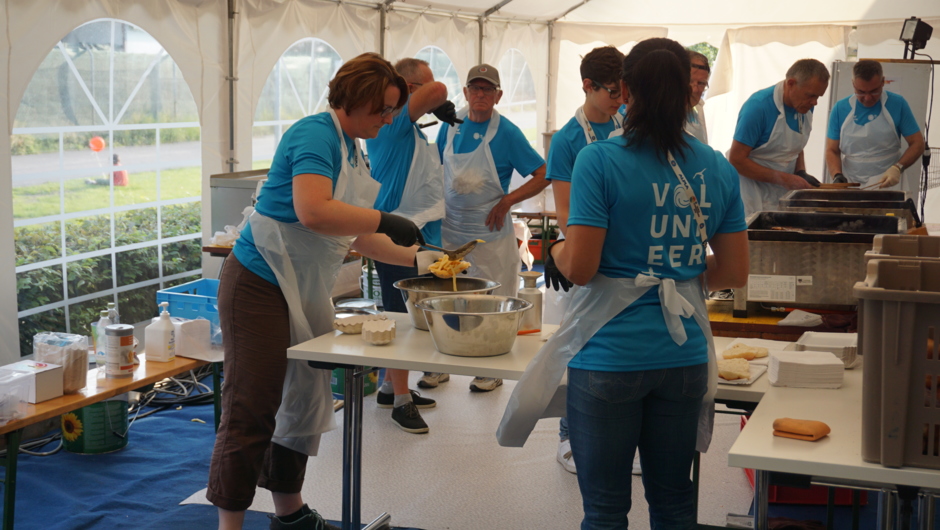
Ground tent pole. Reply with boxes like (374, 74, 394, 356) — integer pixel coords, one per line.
(227, 0, 237, 173)
(478, 17, 484, 65)
(381, 0, 396, 56)
(546, 21, 554, 136)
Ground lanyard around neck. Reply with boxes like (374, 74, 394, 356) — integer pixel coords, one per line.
(666, 150, 708, 246)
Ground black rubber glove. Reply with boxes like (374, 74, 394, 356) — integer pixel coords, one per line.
(832, 173, 848, 184)
(544, 240, 573, 292)
(794, 169, 821, 187)
(431, 101, 463, 126)
(377, 211, 425, 247)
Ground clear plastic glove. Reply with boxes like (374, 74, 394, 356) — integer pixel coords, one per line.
(794, 169, 821, 187)
(544, 240, 573, 292)
(877, 164, 902, 188)
(431, 101, 463, 126)
(377, 211, 425, 247)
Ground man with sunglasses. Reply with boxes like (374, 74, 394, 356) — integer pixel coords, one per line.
(436, 64, 548, 393)
(543, 45, 624, 474)
(825, 60, 924, 189)
(686, 51, 710, 145)
(365, 57, 462, 433)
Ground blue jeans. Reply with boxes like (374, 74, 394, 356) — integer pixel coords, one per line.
(567, 364, 708, 530)
(374, 261, 420, 313)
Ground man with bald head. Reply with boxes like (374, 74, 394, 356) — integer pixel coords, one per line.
(729, 58, 830, 216)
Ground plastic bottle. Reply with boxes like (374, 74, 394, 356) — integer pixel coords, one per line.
(518, 271, 543, 332)
(107, 302, 120, 324)
(145, 302, 176, 362)
(846, 26, 858, 60)
(94, 310, 111, 369)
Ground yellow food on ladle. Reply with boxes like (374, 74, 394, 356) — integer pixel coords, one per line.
(429, 255, 472, 291)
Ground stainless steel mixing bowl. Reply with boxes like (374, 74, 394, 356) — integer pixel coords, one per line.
(393, 277, 501, 330)
(415, 294, 532, 357)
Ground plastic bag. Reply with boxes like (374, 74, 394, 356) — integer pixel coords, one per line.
(33, 332, 88, 394)
(777, 310, 823, 327)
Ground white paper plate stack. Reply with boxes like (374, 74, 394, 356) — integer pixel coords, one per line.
(768, 350, 844, 388)
(795, 332, 858, 368)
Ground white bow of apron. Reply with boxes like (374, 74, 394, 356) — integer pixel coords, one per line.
(250, 108, 381, 456)
(737, 80, 813, 217)
(840, 91, 902, 188)
(390, 121, 445, 228)
(496, 272, 718, 453)
(442, 108, 520, 297)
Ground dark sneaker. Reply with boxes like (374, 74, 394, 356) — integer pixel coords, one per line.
(391, 402, 429, 434)
(417, 372, 450, 388)
(268, 504, 340, 530)
(469, 377, 503, 392)
(376, 389, 436, 409)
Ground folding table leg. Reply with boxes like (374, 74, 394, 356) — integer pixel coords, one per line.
(2, 429, 22, 530)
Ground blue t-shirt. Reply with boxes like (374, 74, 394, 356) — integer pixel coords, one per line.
(546, 115, 620, 183)
(435, 115, 545, 192)
(733, 85, 811, 149)
(365, 100, 442, 246)
(826, 91, 921, 141)
(234, 112, 356, 285)
(566, 135, 748, 372)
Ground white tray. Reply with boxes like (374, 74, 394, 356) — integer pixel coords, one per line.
(795, 332, 858, 369)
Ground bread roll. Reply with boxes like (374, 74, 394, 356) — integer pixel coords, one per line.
(722, 343, 769, 360)
(718, 358, 751, 380)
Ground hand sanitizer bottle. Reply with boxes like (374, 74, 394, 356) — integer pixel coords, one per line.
(145, 302, 176, 362)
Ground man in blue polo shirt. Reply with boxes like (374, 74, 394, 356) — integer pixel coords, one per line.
(728, 59, 830, 216)
(436, 63, 548, 393)
(365, 57, 461, 433)
(825, 60, 925, 190)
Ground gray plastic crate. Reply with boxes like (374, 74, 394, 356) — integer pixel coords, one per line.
(865, 234, 940, 264)
(854, 259, 940, 469)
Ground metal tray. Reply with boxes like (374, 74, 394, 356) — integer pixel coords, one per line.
(781, 190, 907, 202)
(747, 211, 900, 243)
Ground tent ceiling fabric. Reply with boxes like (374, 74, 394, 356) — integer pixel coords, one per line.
(375, 0, 940, 25)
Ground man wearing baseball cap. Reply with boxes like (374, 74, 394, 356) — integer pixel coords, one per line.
(435, 64, 548, 393)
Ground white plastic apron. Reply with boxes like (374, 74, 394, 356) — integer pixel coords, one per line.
(739, 81, 812, 217)
(442, 108, 520, 297)
(839, 92, 902, 188)
(250, 108, 381, 456)
(496, 273, 718, 453)
(390, 122, 445, 228)
(685, 101, 708, 145)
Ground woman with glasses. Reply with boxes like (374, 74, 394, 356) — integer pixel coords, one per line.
(208, 52, 424, 530)
(499, 38, 749, 529)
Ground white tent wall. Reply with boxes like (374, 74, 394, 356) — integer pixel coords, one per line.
(0, 0, 228, 364)
(549, 23, 667, 133)
(385, 9, 479, 84)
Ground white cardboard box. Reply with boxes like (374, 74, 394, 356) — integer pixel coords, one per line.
(0, 361, 64, 403)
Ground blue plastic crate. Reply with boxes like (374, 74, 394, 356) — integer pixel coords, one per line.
(156, 279, 220, 341)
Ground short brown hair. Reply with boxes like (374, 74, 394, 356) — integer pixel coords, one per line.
(785, 58, 830, 85)
(328, 53, 407, 115)
(581, 46, 624, 86)
(853, 60, 883, 81)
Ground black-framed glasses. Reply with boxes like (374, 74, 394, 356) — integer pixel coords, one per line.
(692, 81, 709, 90)
(466, 84, 498, 95)
(591, 81, 621, 100)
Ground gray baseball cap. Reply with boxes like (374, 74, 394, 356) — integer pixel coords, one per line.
(466, 64, 500, 87)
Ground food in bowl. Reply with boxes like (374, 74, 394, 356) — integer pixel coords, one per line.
(393, 277, 500, 331)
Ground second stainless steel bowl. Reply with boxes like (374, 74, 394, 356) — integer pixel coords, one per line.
(415, 294, 532, 357)
(393, 277, 501, 330)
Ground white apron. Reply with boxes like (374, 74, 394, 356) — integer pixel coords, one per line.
(839, 92, 902, 189)
(685, 101, 708, 145)
(442, 108, 520, 296)
(496, 273, 718, 453)
(250, 109, 381, 456)
(739, 81, 813, 217)
(390, 122, 445, 228)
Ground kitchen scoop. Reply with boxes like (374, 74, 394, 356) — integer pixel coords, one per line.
(420, 239, 482, 260)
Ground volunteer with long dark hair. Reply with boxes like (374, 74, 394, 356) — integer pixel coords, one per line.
(498, 38, 749, 529)
(207, 53, 423, 530)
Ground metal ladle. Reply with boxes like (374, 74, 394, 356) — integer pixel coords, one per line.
(419, 239, 482, 260)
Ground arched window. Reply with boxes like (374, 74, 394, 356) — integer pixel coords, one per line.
(252, 39, 343, 169)
(414, 46, 464, 142)
(11, 19, 201, 354)
(496, 49, 538, 148)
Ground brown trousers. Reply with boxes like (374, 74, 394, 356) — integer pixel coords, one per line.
(206, 255, 309, 511)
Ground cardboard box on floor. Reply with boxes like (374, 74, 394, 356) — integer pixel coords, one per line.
(0, 361, 64, 403)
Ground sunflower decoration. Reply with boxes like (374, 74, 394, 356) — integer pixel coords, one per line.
(61, 412, 83, 442)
